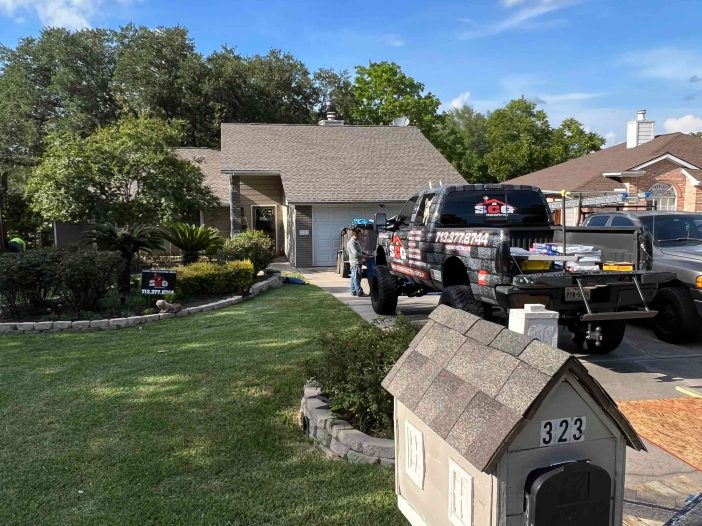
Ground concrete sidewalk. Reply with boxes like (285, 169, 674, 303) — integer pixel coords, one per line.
(299, 266, 702, 524)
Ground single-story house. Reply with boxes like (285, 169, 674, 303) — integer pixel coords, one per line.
(177, 116, 464, 267)
(508, 110, 702, 216)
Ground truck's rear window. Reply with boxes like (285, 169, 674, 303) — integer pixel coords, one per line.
(439, 190, 551, 227)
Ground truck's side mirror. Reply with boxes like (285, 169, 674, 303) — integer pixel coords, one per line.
(374, 212, 387, 231)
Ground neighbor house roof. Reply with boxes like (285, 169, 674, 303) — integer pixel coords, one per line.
(382, 305, 644, 473)
(219, 124, 464, 203)
(507, 133, 702, 192)
(174, 147, 227, 202)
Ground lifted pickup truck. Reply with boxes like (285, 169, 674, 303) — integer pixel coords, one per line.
(371, 184, 672, 353)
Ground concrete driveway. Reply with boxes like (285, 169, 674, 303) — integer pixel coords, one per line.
(301, 266, 702, 521)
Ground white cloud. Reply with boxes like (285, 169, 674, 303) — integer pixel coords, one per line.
(664, 114, 702, 134)
(539, 92, 604, 104)
(0, 0, 132, 29)
(383, 33, 406, 47)
(450, 91, 472, 109)
(605, 131, 616, 145)
(620, 47, 702, 83)
(460, 0, 578, 39)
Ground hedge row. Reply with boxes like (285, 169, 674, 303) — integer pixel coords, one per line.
(174, 260, 254, 298)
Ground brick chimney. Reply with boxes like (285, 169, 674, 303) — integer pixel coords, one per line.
(626, 110, 655, 148)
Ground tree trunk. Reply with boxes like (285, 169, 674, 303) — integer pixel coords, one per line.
(118, 252, 133, 304)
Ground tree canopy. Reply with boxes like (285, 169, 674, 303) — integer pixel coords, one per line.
(351, 61, 440, 135)
(0, 24, 609, 239)
(27, 117, 219, 225)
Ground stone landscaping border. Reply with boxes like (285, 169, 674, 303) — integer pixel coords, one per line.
(0, 274, 283, 334)
(299, 381, 395, 467)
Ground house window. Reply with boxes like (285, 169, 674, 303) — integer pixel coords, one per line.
(405, 421, 424, 489)
(448, 459, 473, 526)
(650, 183, 677, 211)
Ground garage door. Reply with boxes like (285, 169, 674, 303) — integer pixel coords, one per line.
(312, 204, 400, 266)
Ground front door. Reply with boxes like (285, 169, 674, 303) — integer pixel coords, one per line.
(253, 206, 276, 244)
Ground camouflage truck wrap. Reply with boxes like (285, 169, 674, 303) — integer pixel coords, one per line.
(371, 184, 672, 353)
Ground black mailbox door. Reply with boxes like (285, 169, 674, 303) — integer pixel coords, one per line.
(526, 461, 612, 526)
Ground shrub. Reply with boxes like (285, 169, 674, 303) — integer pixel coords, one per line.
(57, 251, 122, 311)
(0, 250, 62, 316)
(222, 230, 274, 275)
(175, 260, 254, 298)
(0, 249, 121, 317)
(162, 223, 223, 265)
(306, 316, 419, 436)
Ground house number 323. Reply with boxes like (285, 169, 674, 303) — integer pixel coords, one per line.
(540, 416, 586, 447)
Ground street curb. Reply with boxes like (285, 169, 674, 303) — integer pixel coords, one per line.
(1, 274, 283, 334)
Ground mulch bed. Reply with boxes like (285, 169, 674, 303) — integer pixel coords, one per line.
(618, 398, 702, 471)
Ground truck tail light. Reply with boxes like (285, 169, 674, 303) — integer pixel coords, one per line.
(696, 276, 702, 289)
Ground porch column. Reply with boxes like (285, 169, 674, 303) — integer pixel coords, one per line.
(228, 172, 241, 237)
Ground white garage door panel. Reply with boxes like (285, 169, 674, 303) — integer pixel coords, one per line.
(312, 204, 400, 266)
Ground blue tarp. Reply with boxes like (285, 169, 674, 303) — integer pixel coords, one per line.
(351, 218, 373, 226)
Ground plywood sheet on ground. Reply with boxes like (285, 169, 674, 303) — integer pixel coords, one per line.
(618, 399, 702, 471)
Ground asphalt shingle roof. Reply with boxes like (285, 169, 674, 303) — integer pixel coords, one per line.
(174, 147, 227, 201)
(507, 133, 702, 192)
(219, 124, 464, 203)
(382, 305, 645, 473)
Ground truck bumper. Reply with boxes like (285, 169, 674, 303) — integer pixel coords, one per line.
(690, 288, 702, 317)
(496, 270, 673, 322)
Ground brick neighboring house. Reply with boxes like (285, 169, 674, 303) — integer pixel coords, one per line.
(507, 110, 702, 216)
(177, 116, 464, 267)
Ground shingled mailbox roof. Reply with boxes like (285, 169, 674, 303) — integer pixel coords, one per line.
(382, 305, 645, 473)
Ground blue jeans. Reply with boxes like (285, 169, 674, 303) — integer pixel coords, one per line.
(350, 264, 363, 295)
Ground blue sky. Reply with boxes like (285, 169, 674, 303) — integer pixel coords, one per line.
(1, 0, 701, 144)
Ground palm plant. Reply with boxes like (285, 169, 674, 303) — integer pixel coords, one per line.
(82, 223, 164, 302)
(161, 223, 223, 265)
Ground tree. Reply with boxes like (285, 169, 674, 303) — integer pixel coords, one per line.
(351, 61, 440, 135)
(549, 117, 605, 165)
(81, 222, 164, 301)
(485, 97, 553, 182)
(244, 49, 317, 123)
(312, 68, 355, 121)
(0, 28, 118, 180)
(112, 25, 211, 146)
(27, 116, 219, 226)
(433, 106, 491, 183)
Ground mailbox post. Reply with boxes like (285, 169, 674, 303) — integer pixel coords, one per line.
(382, 305, 644, 526)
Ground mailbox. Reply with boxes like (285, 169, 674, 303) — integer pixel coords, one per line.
(382, 305, 644, 526)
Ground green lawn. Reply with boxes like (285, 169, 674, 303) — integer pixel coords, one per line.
(0, 285, 404, 525)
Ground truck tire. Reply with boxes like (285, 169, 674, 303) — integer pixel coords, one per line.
(439, 285, 485, 317)
(574, 320, 626, 354)
(371, 265, 398, 315)
(651, 286, 700, 343)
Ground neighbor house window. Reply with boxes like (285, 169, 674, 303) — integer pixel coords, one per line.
(650, 183, 677, 211)
(448, 459, 473, 526)
(405, 421, 424, 489)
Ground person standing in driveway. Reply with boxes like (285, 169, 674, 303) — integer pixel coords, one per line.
(347, 228, 368, 297)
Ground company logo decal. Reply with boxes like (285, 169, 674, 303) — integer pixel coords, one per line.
(475, 196, 516, 217)
(391, 234, 405, 261)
